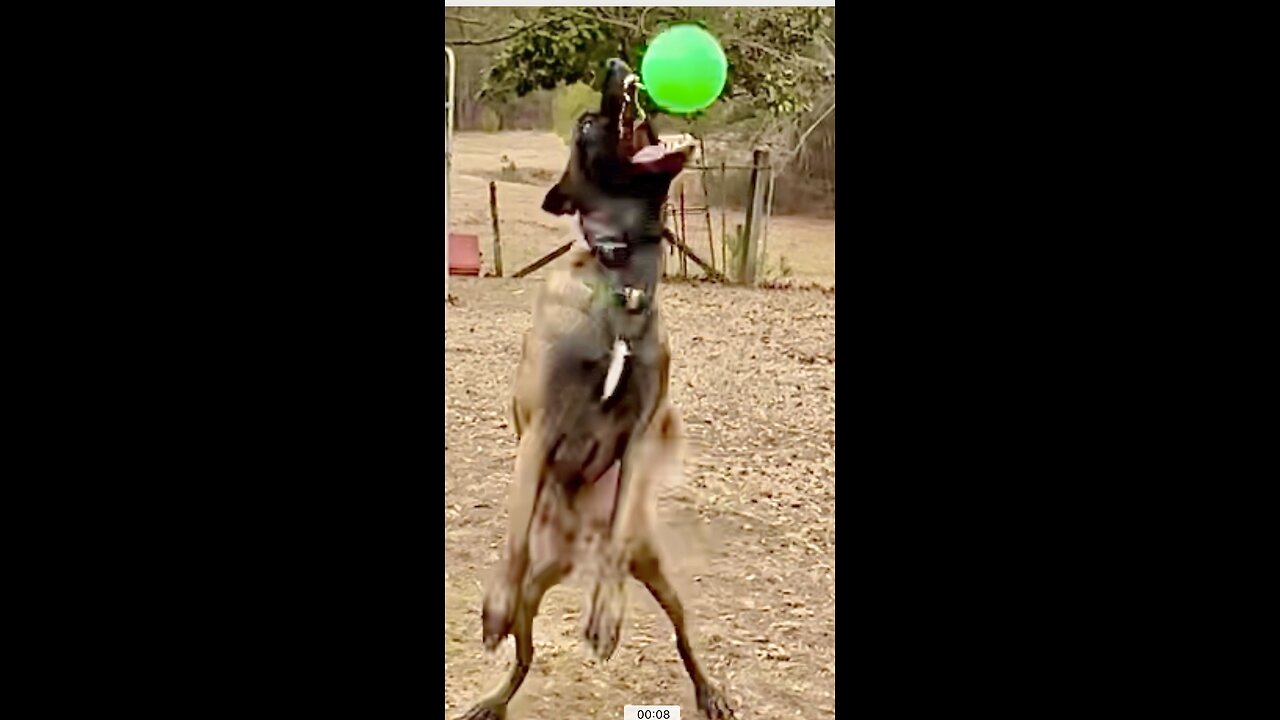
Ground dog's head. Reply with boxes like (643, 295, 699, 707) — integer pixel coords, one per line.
(542, 58, 695, 216)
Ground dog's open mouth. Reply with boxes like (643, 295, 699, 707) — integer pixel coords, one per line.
(618, 75, 691, 174)
(619, 73, 643, 158)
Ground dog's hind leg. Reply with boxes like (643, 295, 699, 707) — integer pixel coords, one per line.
(459, 558, 568, 720)
(630, 539, 736, 720)
(607, 403, 736, 719)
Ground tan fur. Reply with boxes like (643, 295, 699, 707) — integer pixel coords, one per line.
(461, 249, 735, 720)
(459, 58, 733, 720)
(504, 246, 678, 585)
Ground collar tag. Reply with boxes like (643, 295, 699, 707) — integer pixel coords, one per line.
(602, 338, 630, 401)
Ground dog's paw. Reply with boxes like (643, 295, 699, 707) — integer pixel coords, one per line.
(481, 583, 518, 651)
(456, 701, 506, 720)
(695, 684, 737, 720)
(583, 580, 625, 662)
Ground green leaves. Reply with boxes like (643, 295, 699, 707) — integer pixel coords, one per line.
(717, 7, 831, 117)
(478, 7, 833, 121)
(482, 11, 615, 99)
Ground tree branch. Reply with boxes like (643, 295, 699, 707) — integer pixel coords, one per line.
(783, 101, 835, 161)
(640, 7, 683, 34)
(732, 38, 831, 70)
(444, 14, 484, 25)
(445, 16, 558, 47)
(569, 8, 640, 33)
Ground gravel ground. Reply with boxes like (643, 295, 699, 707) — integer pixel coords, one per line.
(445, 276, 836, 719)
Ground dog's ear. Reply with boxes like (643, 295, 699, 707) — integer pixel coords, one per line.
(541, 178, 575, 216)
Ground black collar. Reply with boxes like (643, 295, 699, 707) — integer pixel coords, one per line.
(576, 212, 659, 323)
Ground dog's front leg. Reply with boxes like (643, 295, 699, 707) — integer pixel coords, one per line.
(583, 402, 680, 661)
(609, 401, 680, 563)
(481, 417, 546, 650)
(581, 442, 650, 662)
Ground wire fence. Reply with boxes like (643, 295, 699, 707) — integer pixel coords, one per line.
(662, 157, 776, 283)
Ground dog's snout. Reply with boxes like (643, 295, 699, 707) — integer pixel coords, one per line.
(605, 58, 633, 83)
(599, 58, 632, 116)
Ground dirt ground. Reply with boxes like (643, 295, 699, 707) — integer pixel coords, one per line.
(445, 131, 836, 719)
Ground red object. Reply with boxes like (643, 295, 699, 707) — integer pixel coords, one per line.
(449, 233, 481, 276)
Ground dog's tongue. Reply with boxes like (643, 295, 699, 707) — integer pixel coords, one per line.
(619, 85, 685, 173)
(628, 142, 687, 175)
(631, 145, 666, 164)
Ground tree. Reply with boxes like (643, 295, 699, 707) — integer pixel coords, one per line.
(445, 6, 838, 212)
(448, 7, 834, 122)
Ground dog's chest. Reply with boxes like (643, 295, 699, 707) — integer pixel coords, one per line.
(538, 258, 664, 363)
(531, 461, 621, 565)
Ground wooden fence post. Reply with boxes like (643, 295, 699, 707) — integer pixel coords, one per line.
(740, 147, 771, 285)
(679, 188, 688, 277)
(720, 161, 728, 277)
(488, 181, 503, 277)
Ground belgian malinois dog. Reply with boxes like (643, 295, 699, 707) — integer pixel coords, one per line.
(457, 59, 735, 720)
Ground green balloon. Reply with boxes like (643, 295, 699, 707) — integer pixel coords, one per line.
(640, 24, 727, 114)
